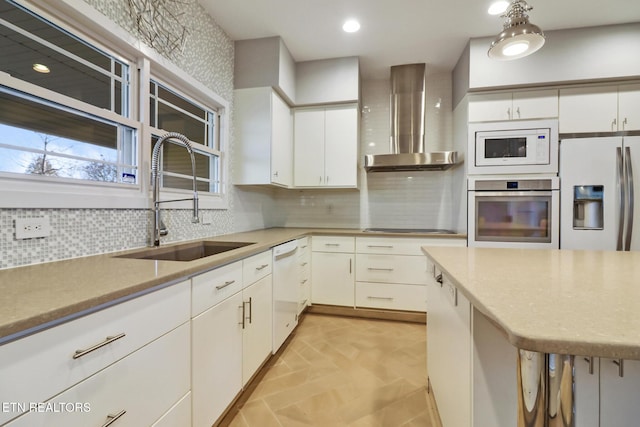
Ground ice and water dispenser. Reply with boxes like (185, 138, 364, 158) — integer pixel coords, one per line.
(573, 185, 603, 229)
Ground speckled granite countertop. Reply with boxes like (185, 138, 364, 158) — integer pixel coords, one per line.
(0, 228, 465, 343)
(422, 246, 640, 360)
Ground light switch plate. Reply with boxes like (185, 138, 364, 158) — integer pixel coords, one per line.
(15, 217, 51, 239)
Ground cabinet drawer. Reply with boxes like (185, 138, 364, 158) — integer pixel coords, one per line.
(357, 236, 465, 255)
(8, 322, 190, 427)
(243, 250, 272, 287)
(356, 253, 428, 285)
(312, 236, 355, 253)
(0, 281, 189, 425)
(152, 392, 191, 427)
(355, 282, 426, 312)
(192, 261, 243, 317)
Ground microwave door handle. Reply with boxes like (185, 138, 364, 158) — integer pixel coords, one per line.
(617, 147, 625, 251)
(625, 146, 634, 251)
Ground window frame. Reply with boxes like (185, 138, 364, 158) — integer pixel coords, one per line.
(0, 0, 229, 210)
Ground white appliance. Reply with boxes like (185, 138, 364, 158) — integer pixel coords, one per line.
(272, 240, 298, 352)
(468, 176, 560, 248)
(468, 119, 559, 175)
(560, 136, 640, 250)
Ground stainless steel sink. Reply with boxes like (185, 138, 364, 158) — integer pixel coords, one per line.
(116, 241, 255, 262)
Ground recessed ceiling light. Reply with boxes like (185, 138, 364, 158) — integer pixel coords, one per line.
(32, 63, 50, 73)
(488, 1, 509, 15)
(342, 19, 360, 33)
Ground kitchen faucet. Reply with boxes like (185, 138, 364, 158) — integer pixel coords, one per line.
(150, 132, 199, 246)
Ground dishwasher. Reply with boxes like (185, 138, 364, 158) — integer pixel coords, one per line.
(272, 240, 299, 352)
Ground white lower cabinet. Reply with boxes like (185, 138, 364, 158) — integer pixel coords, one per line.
(192, 292, 243, 427)
(426, 265, 471, 427)
(573, 356, 599, 427)
(599, 358, 640, 427)
(191, 251, 273, 427)
(8, 322, 190, 427)
(297, 236, 311, 314)
(151, 392, 192, 427)
(311, 236, 355, 307)
(0, 281, 190, 426)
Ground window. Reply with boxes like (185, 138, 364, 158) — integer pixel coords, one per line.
(0, 0, 136, 188)
(150, 80, 221, 195)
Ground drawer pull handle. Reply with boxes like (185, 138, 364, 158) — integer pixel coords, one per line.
(367, 245, 394, 248)
(215, 280, 236, 290)
(240, 303, 246, 329)
(102, 410, 126, 427)
(301, 245, 308, 249)
(301, 262, 308, 266)
(583, 356, 595, 375)
(301, 279, 308, 284)
(367, 296, 394, 301)
(325, 243, 340, 246)
(256, 264, 269, 270)
(73, 333, 126, 359)
(613, 359, 624, 377)
(435, 273, 443, 285)
(368, 267, 394, 271)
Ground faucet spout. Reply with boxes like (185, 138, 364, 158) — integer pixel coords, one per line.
(151, 132, 199, 246)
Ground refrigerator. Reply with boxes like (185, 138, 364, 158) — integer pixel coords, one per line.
(560, 136, 640, 250)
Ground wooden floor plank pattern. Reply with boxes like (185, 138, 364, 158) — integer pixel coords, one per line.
(227, 313, 439, 427)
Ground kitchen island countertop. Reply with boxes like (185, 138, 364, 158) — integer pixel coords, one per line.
(0, 227, 464, 343)
(422, 246, 640, 359)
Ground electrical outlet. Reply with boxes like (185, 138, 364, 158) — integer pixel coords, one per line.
(15, 217, 51, 239)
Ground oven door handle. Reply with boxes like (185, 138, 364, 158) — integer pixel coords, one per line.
(472, 191, 555, 198)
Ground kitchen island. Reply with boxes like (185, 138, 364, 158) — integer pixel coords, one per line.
(422, 246, 640, 427)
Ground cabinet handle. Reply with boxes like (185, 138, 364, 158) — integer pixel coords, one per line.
(507, 107, 511, 120)
(239, 303, 246, 329)
(612, 118, 617, 131)
(583, 356, 595, 375)
(301, 279, 308, 284)
(255, 264, 269, 271)
(435, 273, 443, 285)
(367, 245, 394, 249)
(301, 262, 308, 266)
(73, 333, 126, 359)
(247, 297, 252, 324)
(613, 359, 624, 377)
(215, 280, 235, 290)
(367, 296, 394, 301)
(623, 117, 628, 130)
(301, 245, 308, 249)
(273, 171, 279, 177)
(367, 267, 394, 271)
(516, 106, 521, 119)
(325, 243, 340, 247)
(326, 176, 330, 183)
(319, 176, 323, 183)
(102, 409, 126, 427)
(349, 258, 352, 274)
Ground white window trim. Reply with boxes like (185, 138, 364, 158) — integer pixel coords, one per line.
(2, 0, 230, 210)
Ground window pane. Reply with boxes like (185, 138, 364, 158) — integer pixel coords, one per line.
(158, 86, 205, 118)
(0, 1, 128, 114)
(0, 89, 137, 184)
(157, 102, 205, 145)
(162, 143, 210, 178)
(162, 176, 211, 192)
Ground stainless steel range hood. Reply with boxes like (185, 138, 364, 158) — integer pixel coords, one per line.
(364, 63, 458, 172)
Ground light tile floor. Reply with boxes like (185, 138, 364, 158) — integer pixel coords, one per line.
(227, 313, 439, 427)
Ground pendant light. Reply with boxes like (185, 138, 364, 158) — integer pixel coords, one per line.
(488, 0, 545, 60)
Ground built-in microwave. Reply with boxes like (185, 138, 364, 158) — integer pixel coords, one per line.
(468, 119, 559, 175)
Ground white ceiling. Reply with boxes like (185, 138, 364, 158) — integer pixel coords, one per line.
(198, 0, 640, 80)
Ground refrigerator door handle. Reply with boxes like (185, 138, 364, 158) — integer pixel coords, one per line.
(617, 147, 625, 251)
(625, 146, 634, 251)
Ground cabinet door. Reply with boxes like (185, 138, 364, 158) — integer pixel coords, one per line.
(242, 275, 273, 386)
(192, 293, 243, 427)
(559, 86, 618, 133)
(294, 109, 325, 186)
(513, 89, 558, 120)
(468, 93, 512, 122)
(600, 358, 640, 427)
(619, 84, 640, 131)
(573, 356, 599, 427)
(324, 106, 358, 187)
(311, 252, 354, 306)
(271, 92, 293, 186)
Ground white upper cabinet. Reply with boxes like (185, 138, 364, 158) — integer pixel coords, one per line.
(233, 87, 293, 187)
(559, 84, 640, 133)
(294, 105, 358, 188)
(468, 89, 558, 122)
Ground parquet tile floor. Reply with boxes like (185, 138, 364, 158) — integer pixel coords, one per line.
(226, 313, 439, 427)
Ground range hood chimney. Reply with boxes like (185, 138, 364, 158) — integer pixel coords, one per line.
(364, 63, 458, 172)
